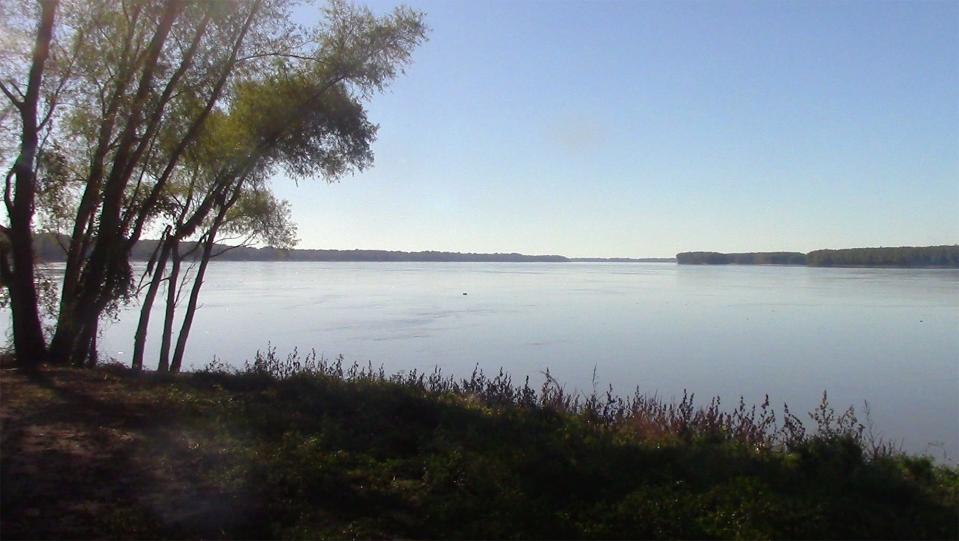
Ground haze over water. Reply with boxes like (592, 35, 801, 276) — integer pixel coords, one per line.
(13, 261, 959, 461)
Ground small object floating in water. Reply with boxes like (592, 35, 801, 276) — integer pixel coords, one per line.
(462, 292, 468, 296)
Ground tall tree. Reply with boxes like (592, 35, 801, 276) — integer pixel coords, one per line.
(1, 0, 59, 368)
(0, 0, 426, 369)
(50, 0, 262, 365)
(3, 0, 427, 368)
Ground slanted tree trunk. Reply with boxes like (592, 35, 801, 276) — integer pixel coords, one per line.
(2, 0, 58, 370)
(158, 239, 182, 373)
(170, 233, 214, 374)
(170, 186, 239, 373)
(131, 231, 173, 370)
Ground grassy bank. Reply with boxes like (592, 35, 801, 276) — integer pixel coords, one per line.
(2, 353, 957, 539)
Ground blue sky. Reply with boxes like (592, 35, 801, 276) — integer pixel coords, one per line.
(276, 0, 959, 258)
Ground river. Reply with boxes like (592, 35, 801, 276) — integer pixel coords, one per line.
(6, 261, 958, 460)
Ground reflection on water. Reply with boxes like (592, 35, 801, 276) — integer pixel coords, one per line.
(8, 262, 959, 461)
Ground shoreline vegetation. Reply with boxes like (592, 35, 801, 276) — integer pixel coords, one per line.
(33, 233, 958, 267)
(33, 233, 672, 263)
(677, 245, 959, 268)
(2, 351, 957, 539)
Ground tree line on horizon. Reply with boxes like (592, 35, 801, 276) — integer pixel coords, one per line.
(33, 232, 569, 262)
(34, 232, 678, 263)
(677, 245, 959, 267)
(1, 0, 428, 371)
(676, 251, 807, 265)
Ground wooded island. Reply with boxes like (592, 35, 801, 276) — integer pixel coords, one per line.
(677, 245, 959, 267)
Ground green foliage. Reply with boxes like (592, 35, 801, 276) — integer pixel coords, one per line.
(222, 190, 297, 249)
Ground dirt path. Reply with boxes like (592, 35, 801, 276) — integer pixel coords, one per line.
(0, 368, 234, 539)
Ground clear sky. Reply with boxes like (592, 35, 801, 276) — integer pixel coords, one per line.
(276, 0, 959, 258)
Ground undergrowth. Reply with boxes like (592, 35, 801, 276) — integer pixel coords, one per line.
(3, 349, 957, 540)
(211, 346, 903, 459)
(174, 346, 958, 539)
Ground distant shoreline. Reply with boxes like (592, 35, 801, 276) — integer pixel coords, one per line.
(33, 233, 673, 263)
(33, 233, 957, 267)
(676, 245, 959, 268)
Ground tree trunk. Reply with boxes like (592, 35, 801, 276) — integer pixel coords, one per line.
(85, 317, 99, 368)
(51, 7, 142, 366)
(3, 0, 58, 369)
(131, 236, 172, 370)
(2, 236, 47, 368)
(70, 314, 96, 368)
(169, 238, 211, 374)
(170, 187, 238, 373)
(49, 0, 181, 366)
(47, 310, 77, 365)
(158, 240, 181, 373)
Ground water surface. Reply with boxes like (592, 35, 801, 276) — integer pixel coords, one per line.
(10, 262, 959, 460)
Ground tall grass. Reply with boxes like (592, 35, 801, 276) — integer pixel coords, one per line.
(27, 349, 949, 539)
(204, 345, 904, 462)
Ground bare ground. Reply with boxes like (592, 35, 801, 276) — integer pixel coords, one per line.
(1, 367, 242, 540)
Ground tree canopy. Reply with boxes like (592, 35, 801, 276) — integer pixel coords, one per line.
(1, 0, 428, 369)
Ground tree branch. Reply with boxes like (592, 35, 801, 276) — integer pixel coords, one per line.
(0, 81, 23, 109)
(237, 51, 327, 63)
(210, 233, 255, 258)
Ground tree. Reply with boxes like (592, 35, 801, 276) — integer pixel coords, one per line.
(0, 0, 59, 368)
(49, 0, 275, 366)
(2, 0, 427, 369)
(132, 54, 380, 372)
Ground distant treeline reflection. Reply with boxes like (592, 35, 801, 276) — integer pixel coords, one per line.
(677, 245, 959, 267)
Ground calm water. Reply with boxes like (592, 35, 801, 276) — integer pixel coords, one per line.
(9, 262, 959, 460)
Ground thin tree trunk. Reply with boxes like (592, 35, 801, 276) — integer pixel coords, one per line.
(131, 235, 172, 370)
(158, 240, 181, 373)
(125, 0, 262, 243)
(170, 185, 240, 373)
(169, 236, 213, 374)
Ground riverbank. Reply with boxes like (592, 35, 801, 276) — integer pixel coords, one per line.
(2, 360, 957, 539)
